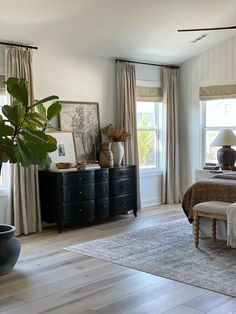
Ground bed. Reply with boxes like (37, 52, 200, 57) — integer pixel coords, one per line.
(182, 174, 236, 239)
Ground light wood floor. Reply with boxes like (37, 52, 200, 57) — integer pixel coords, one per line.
(0, 204, 235, 314)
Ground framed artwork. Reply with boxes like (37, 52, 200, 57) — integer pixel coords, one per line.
(59, 101, 101, 162)
(47, 131, 77, 169)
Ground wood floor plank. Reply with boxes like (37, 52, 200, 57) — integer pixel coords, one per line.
(93, 280, 184, 314)
(206, 298, 236, 314)
(183, 290, 232, 312)
(163, 305, 205, 314)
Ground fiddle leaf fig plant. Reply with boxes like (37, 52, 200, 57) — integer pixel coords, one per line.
(0, 77, 62, 170)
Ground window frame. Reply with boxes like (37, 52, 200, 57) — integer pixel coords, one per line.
(201, 99, 236, 166)
(0, 74, 9, 195)
(136, 100, 163, 172)
(0, 163, 9, 196)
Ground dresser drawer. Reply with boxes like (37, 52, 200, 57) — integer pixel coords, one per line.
(63, 184, 95, 203)
(62, 171, 94, 185)
(109, 166, 136, 181)
(95, 198, 109, 219)
(95, 182, 109, 199)
(110, 193, 137, 215)
(63, 201, 95, 223)
(110, 178, 136, 196)
(95, 169, 109, 182)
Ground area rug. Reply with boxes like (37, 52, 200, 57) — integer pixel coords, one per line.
(65, 219, 236, 297)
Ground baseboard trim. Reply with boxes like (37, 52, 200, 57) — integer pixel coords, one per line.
(141, 196, 162, 208)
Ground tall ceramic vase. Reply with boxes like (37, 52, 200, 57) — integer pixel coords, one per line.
(111, 142, 124, 166)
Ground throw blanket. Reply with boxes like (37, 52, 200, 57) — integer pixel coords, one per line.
(182, 178, 236, 223)
(227, 203, 236, 248)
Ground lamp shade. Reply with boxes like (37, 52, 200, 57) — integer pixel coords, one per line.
(211, 129, 236, 147)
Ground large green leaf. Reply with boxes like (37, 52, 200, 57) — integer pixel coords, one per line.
(2, 105, 22, 127)
(45, 134, 57, 152)
(22, 129, 48, 142)
(47, 102, 62, 121)
(36, 103, 46, 117)
(24, 112, 49, 129)
(5, 77, 28, 107)
(0, 122, 15, 136)
(33, 95, 59, 108)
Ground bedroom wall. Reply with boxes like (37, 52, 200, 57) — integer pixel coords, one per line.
(33, 47, 116, 126)
(179, 35, 236, 193)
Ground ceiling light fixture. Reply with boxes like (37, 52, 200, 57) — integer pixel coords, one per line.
(191, 34, 208, 43)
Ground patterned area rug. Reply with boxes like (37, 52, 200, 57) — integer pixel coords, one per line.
(65, 219, 236, 297)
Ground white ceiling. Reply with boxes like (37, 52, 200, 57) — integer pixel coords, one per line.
(0, 0, 236, 65)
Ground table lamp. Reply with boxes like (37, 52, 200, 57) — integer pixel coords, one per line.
(211, 129, 236, 170)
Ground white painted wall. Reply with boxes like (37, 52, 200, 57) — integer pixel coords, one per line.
(33, 47, 116, 126)
(136, 64, 163, 207)
(179, 35, 236, 193)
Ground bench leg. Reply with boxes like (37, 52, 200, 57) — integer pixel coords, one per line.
(212, 218, 216, 242)
(194, 212, 200, 248)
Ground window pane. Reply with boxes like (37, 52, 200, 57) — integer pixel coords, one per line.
(205, 130, 219, 163)
(137, 101, 156, 128)
(206, 99, 236, 127)
(137, 130, 156, 168)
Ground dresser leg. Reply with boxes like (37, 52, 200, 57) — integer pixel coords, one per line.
(58, 224, 63, 233)
(133, 208, 137, 217)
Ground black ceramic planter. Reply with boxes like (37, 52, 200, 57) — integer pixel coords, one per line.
(0, 224, 21, 276)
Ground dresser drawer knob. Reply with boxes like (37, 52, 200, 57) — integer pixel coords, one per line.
(79, 209, 83, 212)
(122, 200, 127, 204)
(79, 191, 83, 194)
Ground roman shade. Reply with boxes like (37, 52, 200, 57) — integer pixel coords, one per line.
(136, 86, 162, 101)
(200, 84, 236, 100)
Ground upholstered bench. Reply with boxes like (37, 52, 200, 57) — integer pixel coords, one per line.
(193, 201, 231, 248)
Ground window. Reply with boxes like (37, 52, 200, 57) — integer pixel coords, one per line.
(137, 101, 162, 170)
(0, 74, 9, 193)
(202, 98, 236, 164)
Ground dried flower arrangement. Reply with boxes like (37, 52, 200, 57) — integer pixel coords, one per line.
(102, 124, 131, 142)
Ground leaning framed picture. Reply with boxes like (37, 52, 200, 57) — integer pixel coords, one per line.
(59, 101, 101, 162)
(47, 131, 77, 169)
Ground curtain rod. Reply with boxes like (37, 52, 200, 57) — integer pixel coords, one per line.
(115, 58, 179, 69)
(0, 41, 38, 50)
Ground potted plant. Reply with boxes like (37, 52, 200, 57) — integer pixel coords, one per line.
(0, 77, 61, 275)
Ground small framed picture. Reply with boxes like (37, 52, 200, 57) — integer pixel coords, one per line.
(47, 131, 77, 169)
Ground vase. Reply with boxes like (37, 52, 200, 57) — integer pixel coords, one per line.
(99, 142, 114, 167)
(111, 142, 124, 166)
(0, 224, 21, 276)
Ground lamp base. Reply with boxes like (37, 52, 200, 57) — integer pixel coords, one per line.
(217, 146, 236, 170)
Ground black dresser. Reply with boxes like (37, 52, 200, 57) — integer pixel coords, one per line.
(39, 165, 137, 232)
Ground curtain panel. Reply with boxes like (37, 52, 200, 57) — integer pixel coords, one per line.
(116, 61, 141, 209)
(6, 47, 41, 236)
(162, 68, 181, 204)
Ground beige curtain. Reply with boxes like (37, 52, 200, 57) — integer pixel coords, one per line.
(116, 62, 141, 209)
(162, 68, 181, 204)
(6, 47, 41, 236)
